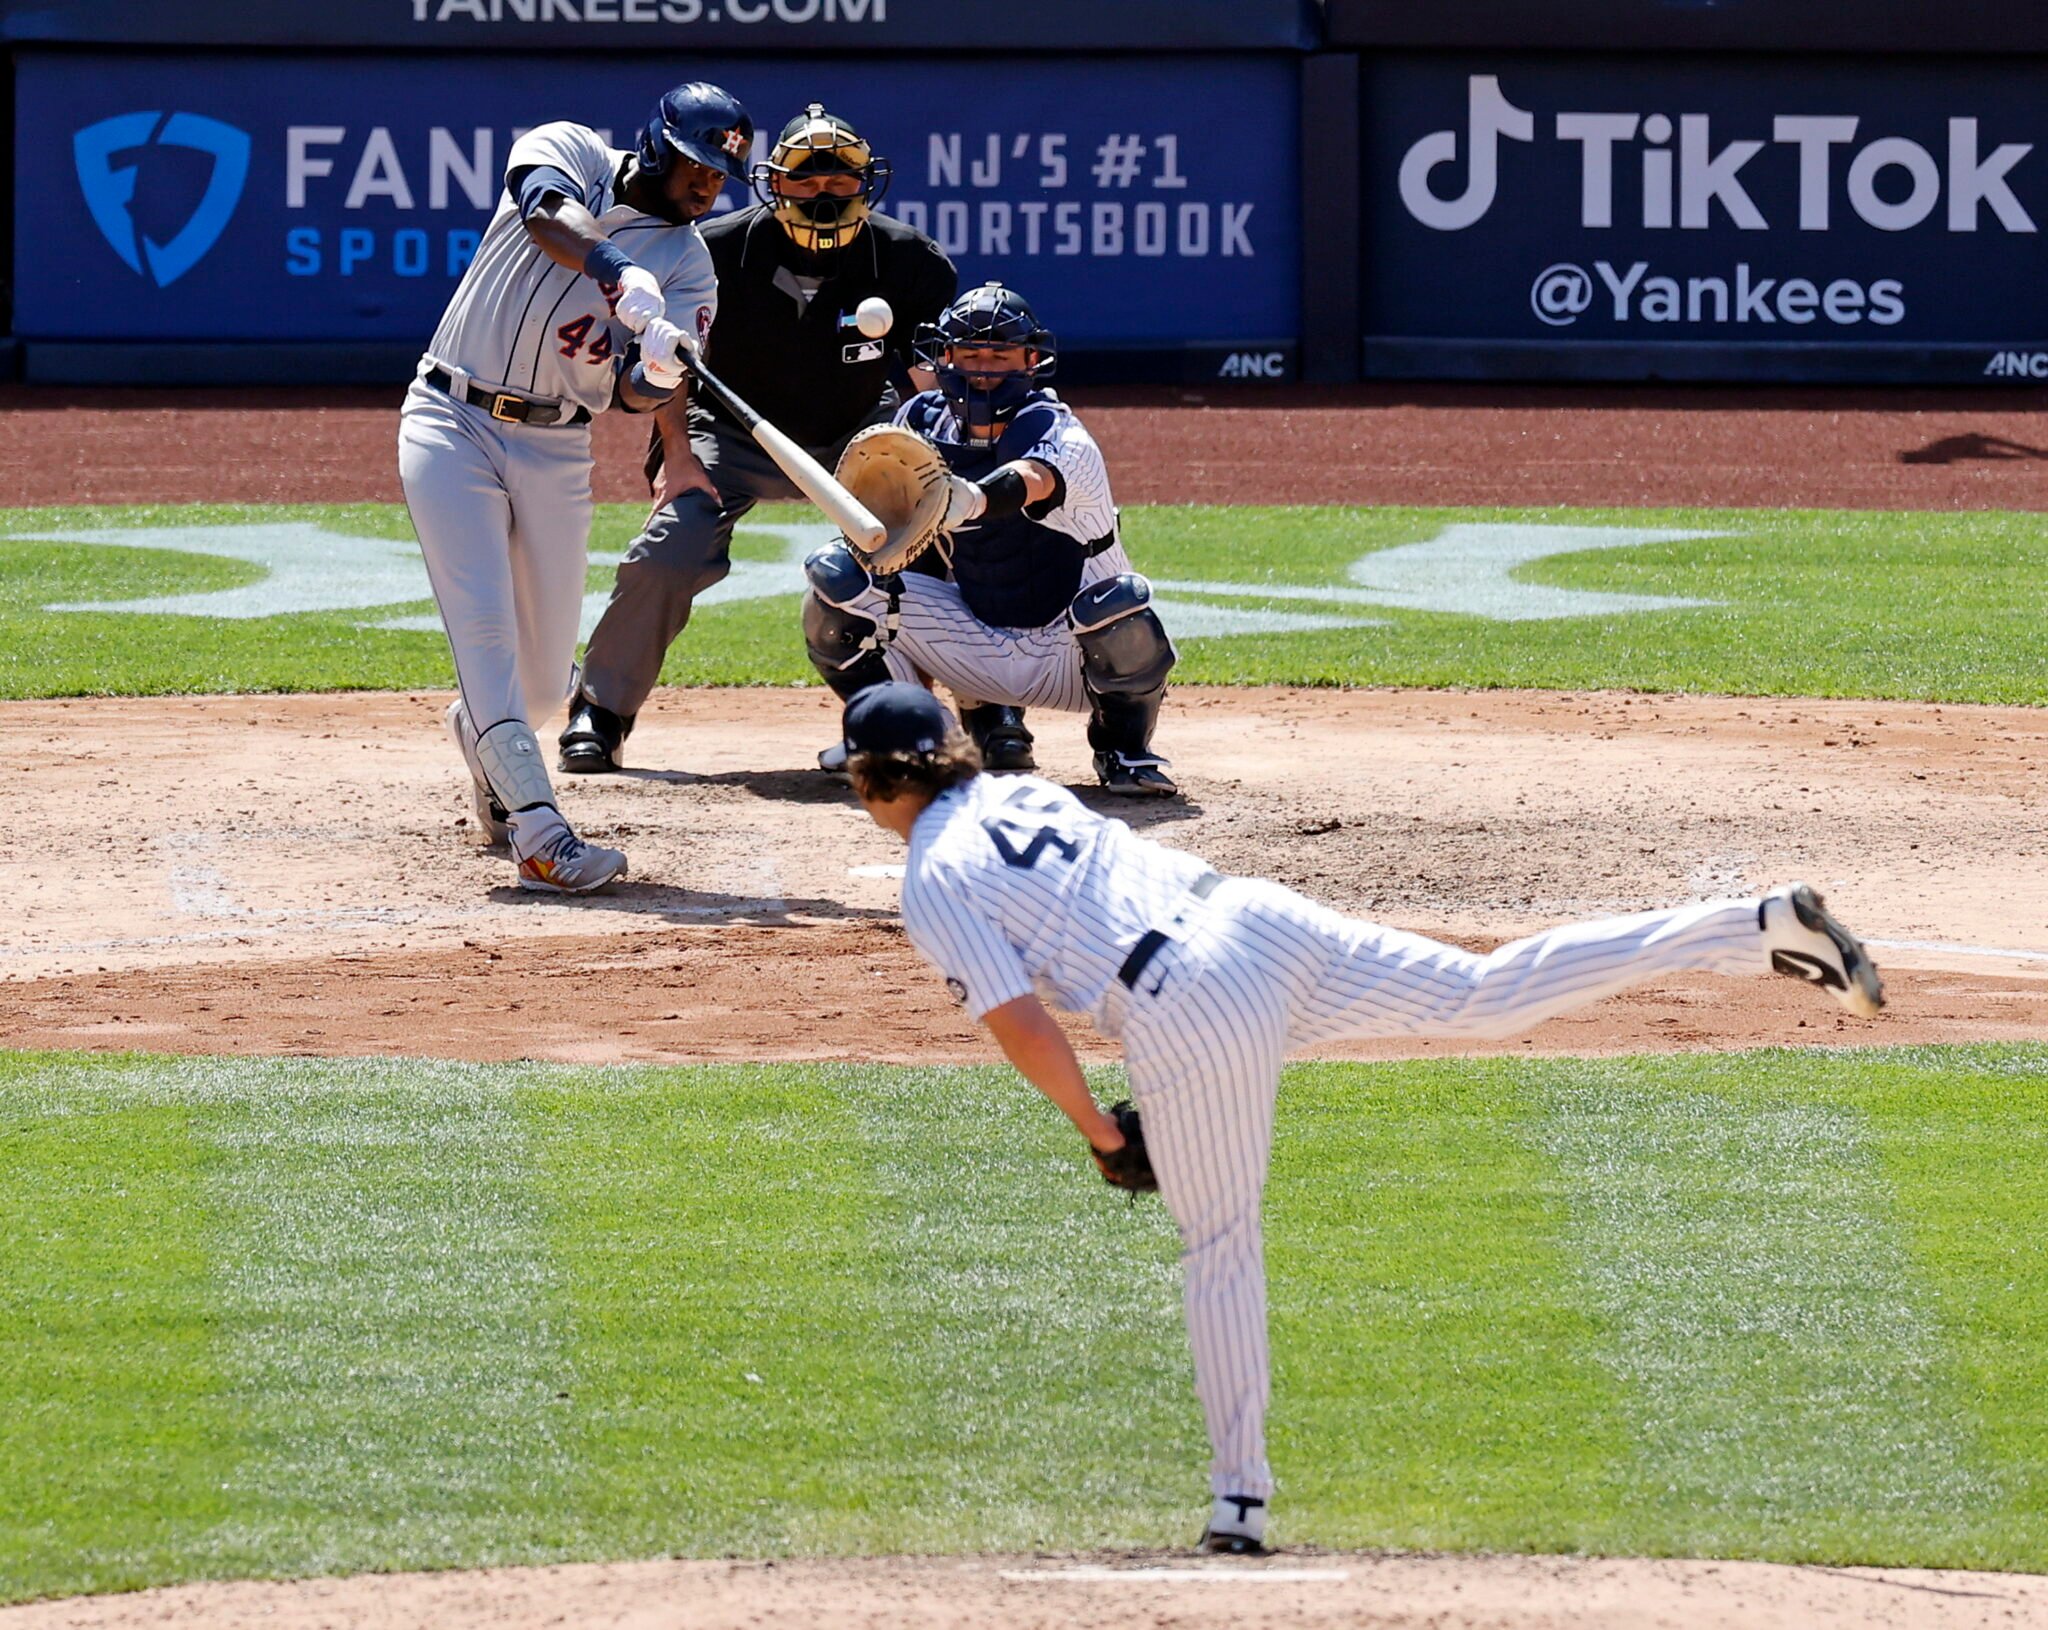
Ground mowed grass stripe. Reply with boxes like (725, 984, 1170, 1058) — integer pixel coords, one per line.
(1860, 1046, 2048, 1571)
(195, 1059, 572, 1577)
(519, 1063, 891, 1556)
(5, 501, 2048, 701)
(0, 1058, 233, 1602)
(852, 1065, 1201, 1551)
(1532, 1053, 1993, 1563)
(1268, 1062, 1630, 1553)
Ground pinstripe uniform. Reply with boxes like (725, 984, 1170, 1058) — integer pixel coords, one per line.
(901, 771, 1778, 1504)
(847, 391, 1140, 711)
(398, 122, 718, 739)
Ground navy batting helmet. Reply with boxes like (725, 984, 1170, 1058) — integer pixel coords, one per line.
(914, 282, 1057, 434)
(640, 82, 754, 185)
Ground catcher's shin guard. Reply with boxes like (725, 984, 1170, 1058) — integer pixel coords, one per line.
(1072, 574, 1176, 794)
(802, 543, 898, 700)
(962, 703, 1035, 771)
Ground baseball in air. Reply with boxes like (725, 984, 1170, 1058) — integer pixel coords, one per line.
(855, 297, 894, 339)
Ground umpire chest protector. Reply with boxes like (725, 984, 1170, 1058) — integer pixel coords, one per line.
(696, 205, 956, 449)
(905, 394, 1111, 630)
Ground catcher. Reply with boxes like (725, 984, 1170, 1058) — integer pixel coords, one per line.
(802, 281, 1179, 796)
(559, 102, 956, 773)
(835, 680, 1888, 1555)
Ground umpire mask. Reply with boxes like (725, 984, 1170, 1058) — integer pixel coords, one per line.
(751, 103, 892, 257)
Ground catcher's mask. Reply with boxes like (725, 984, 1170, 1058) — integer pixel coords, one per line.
(915, 282, 1057, 435)
(751, 103, 891, 256)
(640, 81, 754, 192)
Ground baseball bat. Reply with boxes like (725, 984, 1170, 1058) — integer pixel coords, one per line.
(669, 344, 886, 553)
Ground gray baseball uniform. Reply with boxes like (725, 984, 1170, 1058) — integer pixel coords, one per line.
(398, 120, 718, 770)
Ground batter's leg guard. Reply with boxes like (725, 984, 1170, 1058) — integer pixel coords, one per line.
(803, 544, 898, 701)
(1070, 575, 1177, 796)
(961, 703, 1036, 772)
(473, 717, 559, 816)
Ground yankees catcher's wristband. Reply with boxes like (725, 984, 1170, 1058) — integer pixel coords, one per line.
(583, 239, 637, 287)
(976, 467, 1029, 520)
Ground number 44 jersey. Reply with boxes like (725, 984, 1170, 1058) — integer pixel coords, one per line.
(900, 773, 1213, 1027)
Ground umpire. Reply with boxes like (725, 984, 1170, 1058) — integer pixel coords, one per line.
(561, 103, 958, 772)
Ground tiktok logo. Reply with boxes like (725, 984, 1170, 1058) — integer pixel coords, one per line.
(1397, 76, 1535, 232)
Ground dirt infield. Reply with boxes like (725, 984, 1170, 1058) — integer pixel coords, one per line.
(6, 1551, 2047, 1630)
(7, 685, 2045, 1061)
(5, 380, 2048, 510)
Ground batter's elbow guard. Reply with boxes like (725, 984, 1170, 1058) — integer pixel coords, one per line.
(1069, 573, 1175, 696)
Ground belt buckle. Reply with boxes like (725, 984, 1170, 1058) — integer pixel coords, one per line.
(490, 391, 525, 423)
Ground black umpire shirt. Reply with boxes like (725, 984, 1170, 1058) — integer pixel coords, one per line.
(670, 204, 957, 458)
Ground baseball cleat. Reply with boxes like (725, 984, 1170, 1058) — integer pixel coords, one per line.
(1198, 1494, 1267, 1556)
(1760, 884, 1885, 1017)
(444, 699, 509, 846)
(1095, 749, 1177, 798)
(558, 694, 631, 774)
(509, 809, 628, 895)
(964, 704, 1036, 772)
(817, 741, 852, 782)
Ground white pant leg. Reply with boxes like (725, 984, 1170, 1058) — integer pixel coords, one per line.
(399, 387, 527, 733)
(849, 574, 1090, 712)
(1123, 929, 1306, 1503)
(504, 424, 594, 730)
(1276, 888, 1771, 1047)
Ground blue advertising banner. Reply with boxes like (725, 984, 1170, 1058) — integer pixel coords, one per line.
(15, 53, 1298, 362)
(1, 0, 1321, 52)
(1363, 56, 2048, 382)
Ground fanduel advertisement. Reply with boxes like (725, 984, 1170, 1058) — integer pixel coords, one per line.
(15, 53, 1298, 350)
(1363, 56, 2048, 380)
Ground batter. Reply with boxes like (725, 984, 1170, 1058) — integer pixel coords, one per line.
(397, 81, 750, 891)
(836, 682, 1887, 1554)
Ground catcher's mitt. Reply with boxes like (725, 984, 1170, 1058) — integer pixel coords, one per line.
(834, 423, 949, 574)
(1092, 1100, 1157, 1194)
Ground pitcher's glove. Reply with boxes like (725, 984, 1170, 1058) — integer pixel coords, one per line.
(834, 423, 951, 575)
(1091, 1100, 1157, 1194)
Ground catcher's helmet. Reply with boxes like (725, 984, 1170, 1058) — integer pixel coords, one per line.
(751, 103, 891, 256)
(915, 282, 1057, 434)
(639, 82, 754, 186)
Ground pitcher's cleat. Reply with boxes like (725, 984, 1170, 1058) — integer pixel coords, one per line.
(1198, 1494, 1267, 1556)
(1760, 883, 1884, 1017)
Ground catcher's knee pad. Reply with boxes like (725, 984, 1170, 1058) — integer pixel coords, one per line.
(803, 543, 874, 610)
(472, 717, 556, 813)
(1069, 574, 1175, 695)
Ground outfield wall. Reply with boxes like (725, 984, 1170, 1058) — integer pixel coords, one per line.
(4, 0, 2046, 388)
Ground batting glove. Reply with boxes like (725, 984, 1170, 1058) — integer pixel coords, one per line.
(638, 316, 690, 389)
(615, 264, 666, 334)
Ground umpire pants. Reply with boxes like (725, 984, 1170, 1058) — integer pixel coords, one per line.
(578, 408, 883, 720)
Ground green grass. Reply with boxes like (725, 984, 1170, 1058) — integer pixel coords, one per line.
(3, 1045, 2046, 1603)
(1, 502, 2045, 701)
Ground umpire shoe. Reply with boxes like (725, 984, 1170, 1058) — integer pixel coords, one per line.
(964, 704, 1036, 772)
(1094, 749, 1178, 798)
(509, 808, 628, 895)
(1760, 883, 1885, 1018)
(558, 694, 632, 774)
(1199, 1495, 1268, 1556)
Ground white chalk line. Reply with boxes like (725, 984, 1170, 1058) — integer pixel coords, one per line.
(998, 1566, 1350, 1584)
(848, 863, 906, 880)
(1867, 938, 2048, 965)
